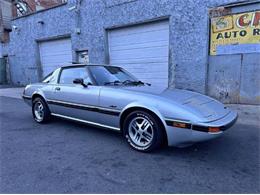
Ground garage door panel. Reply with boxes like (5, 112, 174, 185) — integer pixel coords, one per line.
(40, 49, 72, 56)
(133, 74, 167, 80)
(40, 53, 72, 61)
(110, 38, 168, 48)
(126, 69, 167, 74)
(40, 39, 71, 47)
(110, 28, 169, 40)
(40, 44, 71, 51)
(39, 38, 72, 77)
(41, 51, 72, 58)
(43, 68, 56, 75)
(110, 45, 168, 55)
(109, 21, 169, 88)
(110, 47, 168, 60)
(122, 63, 168, 71)
(110, 28, 169, 41)
(127, 70, 168, 76)
(111, 56, 168, 64)
(40, 58, 72, 65)
(109, 21, 169, 37)
(126, 70, 168, 76)
(110, 41, 169, 52)
(109, 30, 169, 47)
(41, 41, 71, 51)
(130, 74, 168, 80)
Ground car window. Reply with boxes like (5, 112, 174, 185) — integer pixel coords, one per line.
(42, 72, 53, 83)
(88, 66, 137, 85)
(59, 67, 92, 85)
(42, 68, 61, 84)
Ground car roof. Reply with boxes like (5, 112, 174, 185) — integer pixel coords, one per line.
(59, 63, 121, 69)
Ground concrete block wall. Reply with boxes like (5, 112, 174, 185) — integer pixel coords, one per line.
(240, 54, 260, 104)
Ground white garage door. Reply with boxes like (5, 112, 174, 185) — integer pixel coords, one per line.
(108, 20, 169, 88)
(39, 38, 72, 77)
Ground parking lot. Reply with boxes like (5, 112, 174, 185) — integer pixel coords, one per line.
(0, 90, 259, 193)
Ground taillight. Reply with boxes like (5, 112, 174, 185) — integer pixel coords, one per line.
(208, 127, 220, 133)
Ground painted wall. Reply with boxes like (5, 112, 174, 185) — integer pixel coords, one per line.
(5, 0, 252, 95)
(208, 3, 260, 105)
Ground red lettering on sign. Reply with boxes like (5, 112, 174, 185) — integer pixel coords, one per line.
(237, 14, 250, 28)
(252, 12, 260, 27)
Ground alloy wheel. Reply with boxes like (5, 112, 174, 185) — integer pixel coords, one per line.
(128, 116, 154, 147)
(34, 101, 44, 122)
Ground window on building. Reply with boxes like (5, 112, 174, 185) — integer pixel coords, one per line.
(77, 50, 89, 64)
(13, 0, 68, 17)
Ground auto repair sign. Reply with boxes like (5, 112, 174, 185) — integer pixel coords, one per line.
(210, 11, 260, 55)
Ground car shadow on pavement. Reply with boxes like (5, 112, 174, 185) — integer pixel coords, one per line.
(50, 116, 256, 159)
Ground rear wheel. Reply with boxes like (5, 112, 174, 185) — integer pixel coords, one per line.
(123, 111, 164, 152)
(32, 97, 51, 123)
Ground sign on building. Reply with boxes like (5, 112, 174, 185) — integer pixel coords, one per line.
(210, 11, 260, 55)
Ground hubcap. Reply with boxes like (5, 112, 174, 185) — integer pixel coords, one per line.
(34, 101, 44, 121)
(128, 116, 154, 147)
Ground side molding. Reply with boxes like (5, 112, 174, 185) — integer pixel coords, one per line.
(51, 113, 121, 131)
(47, 99, 121, 116)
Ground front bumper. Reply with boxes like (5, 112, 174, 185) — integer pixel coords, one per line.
(22, 95, 32, 106)
(165, 111, 238, 147)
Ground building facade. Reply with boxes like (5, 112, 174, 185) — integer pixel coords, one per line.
(0, 0, 12, 43)
(2, 0, 260, 104)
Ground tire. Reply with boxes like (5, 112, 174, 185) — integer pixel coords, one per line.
(123, 111, 164, 152)
(32, 97, 51, 123)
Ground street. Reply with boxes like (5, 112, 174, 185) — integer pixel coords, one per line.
(0, 94, 259, 193)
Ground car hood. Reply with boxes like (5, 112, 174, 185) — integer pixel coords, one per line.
(121, 85, 230, 122)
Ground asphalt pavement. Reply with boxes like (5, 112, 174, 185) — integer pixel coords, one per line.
(0, 96, 259, 193)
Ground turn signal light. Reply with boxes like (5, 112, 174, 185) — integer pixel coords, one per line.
(208, 127, 220, 133)
(173, 122, 187, 128)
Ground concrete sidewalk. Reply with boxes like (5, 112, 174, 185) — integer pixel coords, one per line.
(0, 87, 24, 99)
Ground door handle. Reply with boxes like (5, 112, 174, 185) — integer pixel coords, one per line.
(109, 105, 117, 108)
(55, 87, 61, 91)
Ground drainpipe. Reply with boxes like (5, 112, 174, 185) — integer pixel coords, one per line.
(75, 0, 82, 34)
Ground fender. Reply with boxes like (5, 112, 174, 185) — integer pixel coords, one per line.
(31, 88, 48, 101)
(119, 101, 168, 129)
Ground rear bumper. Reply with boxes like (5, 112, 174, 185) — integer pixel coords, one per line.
(165, 111, 238, 147)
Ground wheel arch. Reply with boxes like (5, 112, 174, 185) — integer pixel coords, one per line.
(31, 92, 48, 109)
(31, 91, 46, 102)
(119, 105, 168, 145)
(32, 93, 44, 101)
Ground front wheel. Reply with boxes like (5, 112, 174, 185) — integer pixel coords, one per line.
(123, 111, 164, 152)
(32, 97, 51, 123)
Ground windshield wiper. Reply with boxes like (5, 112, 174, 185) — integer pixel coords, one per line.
(105, 80, 151, 86)
(104, 80, 122, 85)
(123, 80, 149, 86)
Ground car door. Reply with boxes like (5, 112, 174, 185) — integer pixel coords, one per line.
(49, 66, 101, 123)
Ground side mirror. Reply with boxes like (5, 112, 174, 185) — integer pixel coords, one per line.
(73, 78, 88, 87)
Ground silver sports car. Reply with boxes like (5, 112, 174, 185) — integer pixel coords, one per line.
(22, 64, 238, 152)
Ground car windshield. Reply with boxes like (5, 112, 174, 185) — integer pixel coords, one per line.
(88, 66, 139, 86)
